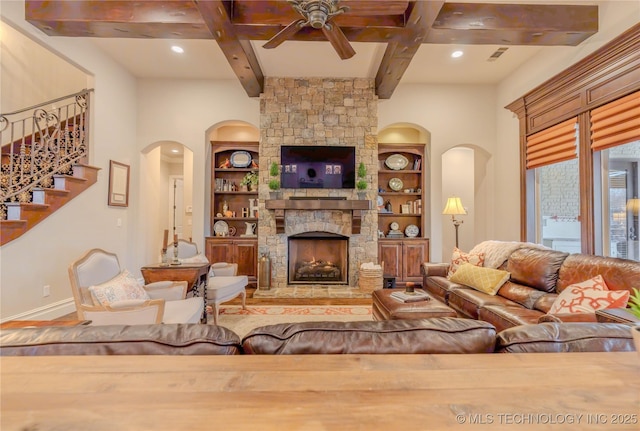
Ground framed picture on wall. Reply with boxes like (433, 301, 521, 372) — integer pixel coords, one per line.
(108, 160, 130, 207)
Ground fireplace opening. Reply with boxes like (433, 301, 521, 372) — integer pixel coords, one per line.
(288, 232, 348, 285)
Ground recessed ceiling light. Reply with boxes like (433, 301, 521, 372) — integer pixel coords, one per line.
(171, 45, 184, 54)
(451, 50, 464, 58)
(171, 149, 179, 153)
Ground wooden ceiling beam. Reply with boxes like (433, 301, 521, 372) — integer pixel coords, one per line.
(375, 1, 443, 99)
(235, 24, 402, 43)
(24, 1, 601, 100)
(25, 1, 211, 38)
(194, 0, 264, 98)
(429, 3, 598, 46)
(229, 0, 410, 25)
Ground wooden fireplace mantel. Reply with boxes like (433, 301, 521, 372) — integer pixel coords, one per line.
(264, 199, 372, 234)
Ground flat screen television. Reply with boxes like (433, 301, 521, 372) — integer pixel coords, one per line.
(280, 145, 356, 189)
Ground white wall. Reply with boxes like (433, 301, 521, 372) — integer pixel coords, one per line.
(0, 20, 88, 113)
(378, 84, 497, 261)
(0, 1, 138, 321)
(135, 79, 260, 265)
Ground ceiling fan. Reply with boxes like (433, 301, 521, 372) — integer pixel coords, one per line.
(263, 0, 356, 60)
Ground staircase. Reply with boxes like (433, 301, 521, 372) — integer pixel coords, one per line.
(0, 89, 97, 246)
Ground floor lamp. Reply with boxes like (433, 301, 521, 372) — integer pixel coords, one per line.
(443, 197, 467, 248)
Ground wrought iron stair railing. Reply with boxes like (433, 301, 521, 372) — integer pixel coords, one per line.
(0, 89, 93, 220)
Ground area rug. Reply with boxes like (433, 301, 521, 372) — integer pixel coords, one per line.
(216, 305, 373, 338)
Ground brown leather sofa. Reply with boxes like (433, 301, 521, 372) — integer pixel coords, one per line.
(495, 322, 636, 353)
(422, 245, 640, 332)
(0, 320, 634, 355)
(241, 318, 497, 354)
(0, 323, 242, 355)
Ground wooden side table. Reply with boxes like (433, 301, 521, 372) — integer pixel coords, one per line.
(595, 308, 640, 325)
(140, 262, 210, 323)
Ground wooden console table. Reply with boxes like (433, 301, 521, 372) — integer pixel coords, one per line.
(264, 199, 372, 234)
(140, 262, 210, 295)
(140, 262, 210, 322)
(1, 352, 638, 430)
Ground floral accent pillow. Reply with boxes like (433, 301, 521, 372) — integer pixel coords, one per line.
(89, 269, 150, 307)
(549, 275, 630, 314)
(447, 247, 485, 279)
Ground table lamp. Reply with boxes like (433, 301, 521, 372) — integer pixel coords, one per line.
(443, 196, 467, 248)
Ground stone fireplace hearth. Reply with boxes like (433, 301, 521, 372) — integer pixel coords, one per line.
(255, 77, 379, 294)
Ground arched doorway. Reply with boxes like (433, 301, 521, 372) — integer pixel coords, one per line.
(139, 141, 193, 264)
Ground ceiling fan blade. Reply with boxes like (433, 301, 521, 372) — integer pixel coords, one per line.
(322, 24, 356, 60)
(263, 19, 305, 49)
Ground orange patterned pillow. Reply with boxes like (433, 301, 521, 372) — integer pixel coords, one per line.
(549, 275, 630, 314)
(447, 247, 485, 279)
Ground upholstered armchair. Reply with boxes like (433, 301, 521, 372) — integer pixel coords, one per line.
(165, 239, 200, 261)
(208, 262, 248, 324)
(68, 248, 204, 325)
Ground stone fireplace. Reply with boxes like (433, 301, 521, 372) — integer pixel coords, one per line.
(288, 232, 348, 285)
(257, 77, 378, 291)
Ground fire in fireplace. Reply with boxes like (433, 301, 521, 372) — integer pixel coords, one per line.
(288, 232, 348, 285)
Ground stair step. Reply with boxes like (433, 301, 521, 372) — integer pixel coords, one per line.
(0, 220, 28, 245)
(6, 202, 49, 221)
(32, 188, 70, 205)
(1, 163, 100, 246)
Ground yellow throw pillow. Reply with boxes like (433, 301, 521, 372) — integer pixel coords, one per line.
(449, 263, 510, 295)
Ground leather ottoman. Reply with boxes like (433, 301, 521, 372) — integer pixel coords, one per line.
(372, 288, 457, 321)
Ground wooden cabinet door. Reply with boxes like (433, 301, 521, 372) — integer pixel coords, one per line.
(378, 241, 403, 279)
(403, 240, 429, 282)
(234, 239, 257, 279)
(206, 239, 232, 264)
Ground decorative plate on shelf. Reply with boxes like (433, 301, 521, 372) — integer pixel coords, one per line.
(213, 220, 229, 237)
(405, 224, 419, 238)
(385, 154, 409, 170)
(388, 177, 403, 191)
(377, 195, 384, 208)
(230, 151, 252, 168)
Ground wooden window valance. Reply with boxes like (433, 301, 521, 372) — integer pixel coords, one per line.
(590, 90, 640, 152)
(526, 117, 578, 169)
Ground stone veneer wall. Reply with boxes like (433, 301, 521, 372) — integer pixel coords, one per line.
(258, 77, 378, 289)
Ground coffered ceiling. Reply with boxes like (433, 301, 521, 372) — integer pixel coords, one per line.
(25, 0, 600, 98)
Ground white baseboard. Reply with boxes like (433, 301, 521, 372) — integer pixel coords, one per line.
(1, 298, 76, 323)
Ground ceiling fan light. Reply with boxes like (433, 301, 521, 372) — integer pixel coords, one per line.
(308, 10, 328, 28)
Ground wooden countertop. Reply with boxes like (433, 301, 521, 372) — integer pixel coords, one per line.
(1, 353, 638, 430)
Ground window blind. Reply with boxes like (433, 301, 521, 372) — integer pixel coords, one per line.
(591, 91, 640, 152)
(526, 117, 578, 169)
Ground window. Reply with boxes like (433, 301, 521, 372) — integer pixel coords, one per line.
(538, 159, 582, 253)
(591, 92, 640, 261)
(507, 25, 640, 257)
(599, 141, 640, 261)
(526, 118, 580, 253)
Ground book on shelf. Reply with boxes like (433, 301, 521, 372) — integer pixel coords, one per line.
(390, 290, 430, 303)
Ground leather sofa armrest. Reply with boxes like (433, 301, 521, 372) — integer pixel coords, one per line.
(538, 313, 598, 323)
(421, 262, 449, 277)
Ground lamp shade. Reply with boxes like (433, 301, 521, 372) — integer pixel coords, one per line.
(627, 198, 640, 215)
(443, 197, 467, 215)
